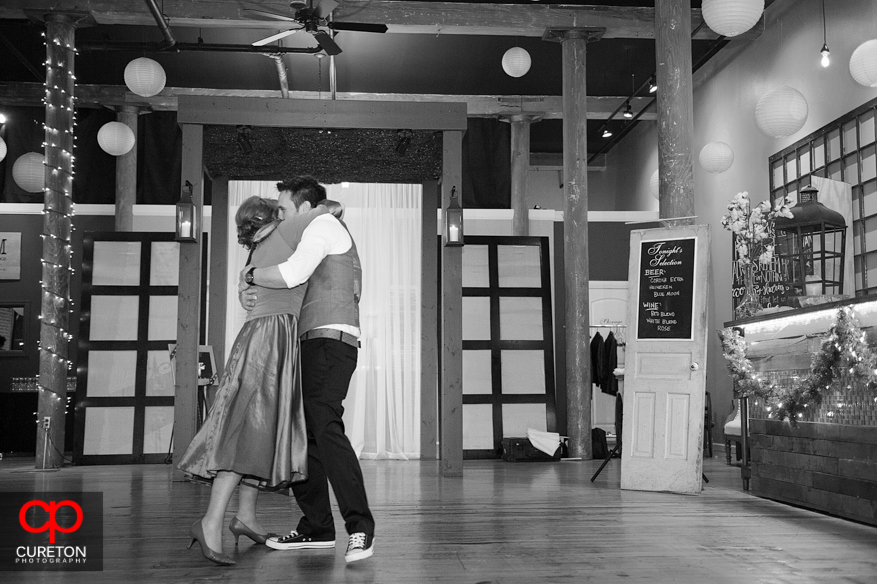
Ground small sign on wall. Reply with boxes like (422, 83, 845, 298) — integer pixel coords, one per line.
(0, 233, 22, 280)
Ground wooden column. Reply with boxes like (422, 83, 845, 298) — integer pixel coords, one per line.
(655, 0, 695, 223)
(36, 13, 76, 470)
(421, 180, 439, 461)
(172, 123, 204, 480)
(441, 131, 463, 477)
(507, 114, 541, 236)
(544, 27, 604, 460)
(207, 176, 229, 373)
(114, 105, 138, 232)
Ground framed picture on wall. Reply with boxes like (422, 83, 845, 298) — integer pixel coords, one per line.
(0, 301, 28, 356)
(0, 233, 22, 280)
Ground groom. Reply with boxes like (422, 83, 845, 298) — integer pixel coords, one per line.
(238, 175, 375, 563)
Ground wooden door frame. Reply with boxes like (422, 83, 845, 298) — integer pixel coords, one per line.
(173, 96, 468, 477)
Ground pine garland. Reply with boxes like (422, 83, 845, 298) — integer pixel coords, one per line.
(719, 307, 877, 426)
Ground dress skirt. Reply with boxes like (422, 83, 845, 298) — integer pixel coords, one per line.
(177, 314, 307, 491)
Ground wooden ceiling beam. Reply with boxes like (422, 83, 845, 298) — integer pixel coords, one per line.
(0, 1, 762, 40)
(0, 82, 657, 120)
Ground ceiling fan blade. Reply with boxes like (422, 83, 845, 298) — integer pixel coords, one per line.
(252, 29, 301, 47)
(243, 8, 299, 24)
(312, 30, 342, 56)
(330, 22, 388, 34)
(312, 0, 339, 19)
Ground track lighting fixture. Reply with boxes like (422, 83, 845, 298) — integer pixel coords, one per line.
(622, 102, 633, 119)
(648, 77, 657, 94)
(602, 127, 612, 138)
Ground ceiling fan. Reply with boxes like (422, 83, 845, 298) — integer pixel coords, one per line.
(245, 0, 388, 55)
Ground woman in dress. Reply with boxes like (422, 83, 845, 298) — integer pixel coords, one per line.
(178, 196, 338, 566)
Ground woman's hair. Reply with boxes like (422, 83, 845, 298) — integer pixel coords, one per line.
(236, 197, 280, 249)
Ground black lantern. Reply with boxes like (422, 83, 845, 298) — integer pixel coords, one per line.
(445, 186, 464, 247)
(774, 185, 846, 297)
(175, 180, 199, 243)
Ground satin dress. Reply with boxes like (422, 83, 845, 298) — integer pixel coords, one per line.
(178, 207, 327, 491)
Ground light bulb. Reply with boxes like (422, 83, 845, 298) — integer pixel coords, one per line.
(820, 44, 830, 68)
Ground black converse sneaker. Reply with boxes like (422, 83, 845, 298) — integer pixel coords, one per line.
(266, 530, 335, 550)
(344, 532, 375, 563)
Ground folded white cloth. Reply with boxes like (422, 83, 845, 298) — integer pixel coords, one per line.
(613, 367, 625, 379)
(527, 428, 563, 456)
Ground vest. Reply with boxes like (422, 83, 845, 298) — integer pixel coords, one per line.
(298, 220, 361, 334)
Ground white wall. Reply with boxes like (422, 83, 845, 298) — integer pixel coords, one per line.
(608, 0, 877, 427)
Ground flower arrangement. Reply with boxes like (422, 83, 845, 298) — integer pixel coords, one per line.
(719, 307, 877, 426)
(720, 191, 794, 266)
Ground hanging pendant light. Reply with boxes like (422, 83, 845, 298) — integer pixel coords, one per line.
(124, 57, 166, 97)
(819, 0, 830, 68)
(97, 121, 136, 156)
(702, 0, 764, 38)
(850, 40, 877, 87)
(649, 169, 660, 199)
(12, 152, 45, 193)
(602, 127, 613, 138)
(699, 141, 735, 174)
(502, 47, 531, 78)
(755, 86, 809, 138)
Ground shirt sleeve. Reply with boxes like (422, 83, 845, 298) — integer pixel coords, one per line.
(277, 214, 352, 288)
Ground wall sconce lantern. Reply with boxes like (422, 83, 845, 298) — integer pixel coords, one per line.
(445, 186, 464, 247)
(774, 185, 846, 297)
(175, 180, 199, 242)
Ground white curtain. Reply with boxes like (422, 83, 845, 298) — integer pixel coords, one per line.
(225, 181, 421, 460)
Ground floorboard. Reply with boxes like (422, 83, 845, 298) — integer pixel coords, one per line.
(1, 453, 875, 583)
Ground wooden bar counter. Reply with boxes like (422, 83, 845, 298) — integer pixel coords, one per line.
(727, 296, 877, 526)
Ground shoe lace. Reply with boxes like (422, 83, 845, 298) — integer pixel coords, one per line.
(347, 533, 367, 550)
(278, 530, 300, 542)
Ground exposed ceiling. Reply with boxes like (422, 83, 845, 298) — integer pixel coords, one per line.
(0, 1, 750, 157)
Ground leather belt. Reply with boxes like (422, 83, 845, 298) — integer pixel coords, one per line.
(300, 328, 361, 348)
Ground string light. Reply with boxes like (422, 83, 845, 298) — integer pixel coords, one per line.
(36, 26, 77, 433)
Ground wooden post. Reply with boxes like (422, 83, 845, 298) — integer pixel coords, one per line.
(507, 114, 541, 236)
(172, 123, 204, 480)
(35, 14, 76, 470)
(441, 131, 463, 477)
(421, 180, 439, 461)
(544, 27, 604, 460)
(114, 105, 138, 232)
(655, 0, 695, 223)
(207, 176, 229, 373)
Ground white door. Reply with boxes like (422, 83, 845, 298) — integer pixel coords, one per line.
(620, 225, 710, 494)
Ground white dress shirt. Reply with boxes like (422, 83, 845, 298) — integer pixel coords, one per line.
(278, 214, 359, 337)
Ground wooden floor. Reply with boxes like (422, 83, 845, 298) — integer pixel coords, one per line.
(1, 452, 876, 583)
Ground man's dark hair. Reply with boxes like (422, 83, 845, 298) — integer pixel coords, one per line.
(276, 175, 327, 209)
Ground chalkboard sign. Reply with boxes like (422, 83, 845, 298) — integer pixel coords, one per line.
(636, 238, 696, 340)
(730, 232, 791, 311)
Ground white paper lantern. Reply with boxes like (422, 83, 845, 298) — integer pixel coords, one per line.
(124, 57, 166, 97)
(755, 86, 809, 138)
(0, 137, 6, 163)
(702, 0, 764, 38)
(12, 152, 45, 193)
(850, 40, 877, 87)
(699, 141, 735, 174)
(649, 169, 660, 199)
(502, 47, 531, 78)
(97, 121, 135, 156)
